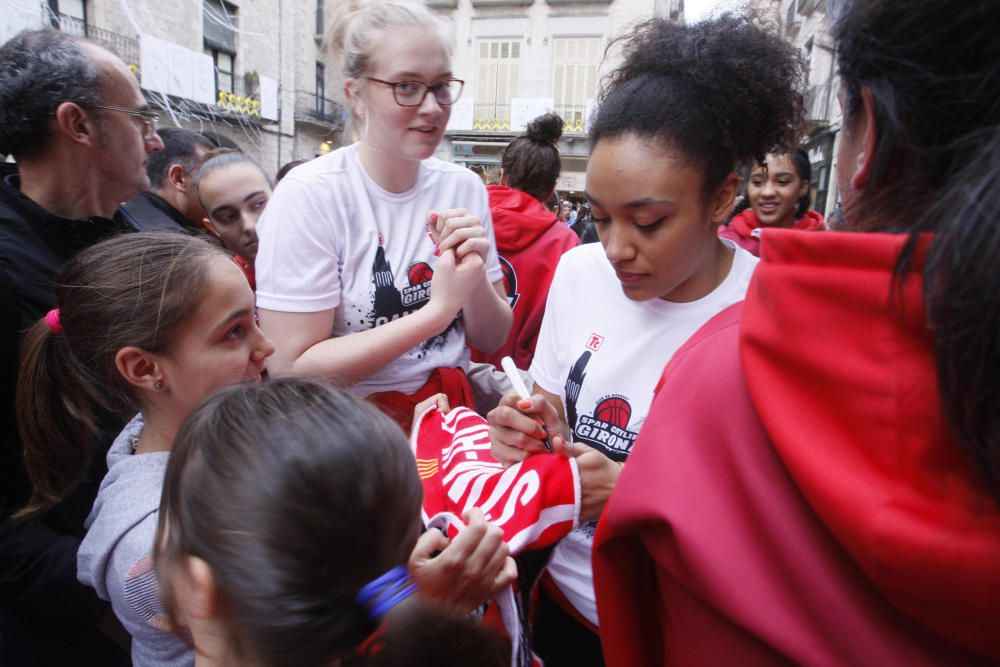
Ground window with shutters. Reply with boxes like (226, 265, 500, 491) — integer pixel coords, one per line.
(204, 0, 237, 94)
(552, 37, 600, 133)
(475, 39, 521, 131)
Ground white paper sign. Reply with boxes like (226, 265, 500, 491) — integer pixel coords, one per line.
(259, 75, 278, 120)
(584, 98, 598, 133)
(0, 0, 44, 45)
(446, 98, 474, 131)
(510, 98, 554, 132)
(167, 44, 193, 100)
(191, 51, 216, 105)
(139, 33, 170, 95)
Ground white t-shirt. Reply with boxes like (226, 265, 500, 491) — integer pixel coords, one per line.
(529, 240, 758, 626)
(255, 143, 503, 397)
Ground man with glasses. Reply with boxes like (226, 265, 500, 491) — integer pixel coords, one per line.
(0, 29, 163, 666)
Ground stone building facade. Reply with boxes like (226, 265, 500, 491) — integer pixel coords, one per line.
(1, 0, 344, 178)
(2, 0, 681, 187)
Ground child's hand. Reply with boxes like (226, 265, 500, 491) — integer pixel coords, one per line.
(408, 508, 517, 613)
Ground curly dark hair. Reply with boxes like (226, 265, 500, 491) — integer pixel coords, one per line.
(0, 30, 106, 160)
(501, 112, 564, 203)
(590, 15, 805, 197)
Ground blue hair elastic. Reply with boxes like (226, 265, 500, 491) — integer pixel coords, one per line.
(355, 565, 416, 622)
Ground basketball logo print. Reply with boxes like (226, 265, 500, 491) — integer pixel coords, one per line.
(408, 261, 433, 286)
(594, 396, 631, 429)
(401, 261, 434, 308)
(573, 393, 636, 462)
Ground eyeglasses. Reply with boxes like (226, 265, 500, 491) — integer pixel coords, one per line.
(86, 104, 160, 140)
(365, 77, 464, 107)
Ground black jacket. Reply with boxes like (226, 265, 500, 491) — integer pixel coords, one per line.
(0, 165, 131, 665)
(120, 190, 199, 234)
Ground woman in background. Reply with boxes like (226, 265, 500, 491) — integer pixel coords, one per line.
(470, 112, 579, 370)
(719, 147, 823, 256)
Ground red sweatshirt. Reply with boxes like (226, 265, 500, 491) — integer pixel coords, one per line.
(593, 230, 1000, 666)
(718, 208, 824, 256)
(470, 185, 579, 370)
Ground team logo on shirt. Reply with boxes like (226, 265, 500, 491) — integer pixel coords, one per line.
(575, 394, 636, 461)
(564, 345, 636, 461)
(499, 255, 520, 310)
(402, 261, 433, 307)
(368, 247, 457, 352)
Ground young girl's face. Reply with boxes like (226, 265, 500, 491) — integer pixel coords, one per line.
(200, 163, 272, 263)
(156, 256, 274, 417)
(747, 152, 808, 227)
(349, 25, 453, 163)
(586, 135, 733, 303)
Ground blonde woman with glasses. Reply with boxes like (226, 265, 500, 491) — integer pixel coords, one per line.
(255, 0, 511, 430)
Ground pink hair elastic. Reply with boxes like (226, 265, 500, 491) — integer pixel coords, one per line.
(44, 309, 63, 334)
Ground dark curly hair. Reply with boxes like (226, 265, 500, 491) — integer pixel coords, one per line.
(0, 30, 106, 160)
(590, 15, 805, 198)
(501, 112, 563, 203)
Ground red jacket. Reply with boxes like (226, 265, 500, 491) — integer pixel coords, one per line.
(594, 230, 1000, 666)
(718, 208, 824, 256)
(470, 185, 578, 370)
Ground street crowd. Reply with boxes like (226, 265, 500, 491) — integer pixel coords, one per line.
(1, 0, 998, 665)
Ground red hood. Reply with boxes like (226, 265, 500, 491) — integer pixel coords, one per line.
(729, 207, 825, 240)
(741, 229, 1000, 659)
(488, 184, 561, 252)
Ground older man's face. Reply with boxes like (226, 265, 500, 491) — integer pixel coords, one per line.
(86, 44, 163, 203)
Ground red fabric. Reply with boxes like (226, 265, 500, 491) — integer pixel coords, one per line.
(367, 367, 473, 433)
(594, 230, 1000, 666)
(412, 406, 579, 667)
(470, 185, 579, 370)
(718, 208, 824, 256)
(411, 406, 578, 552)
(233, 253, 255, 290)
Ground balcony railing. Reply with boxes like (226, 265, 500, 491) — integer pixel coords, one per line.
(215, 76, 262, 117)
(55, 14, 139, 75)
(803, 80, 834, 126)
(554, 105, 586, 133)
(295, 91, 345, 130)
(472, 103, 511, 131)
(469, 103, 590, 133)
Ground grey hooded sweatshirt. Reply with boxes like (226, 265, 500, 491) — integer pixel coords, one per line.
(77, 415, 193, 667)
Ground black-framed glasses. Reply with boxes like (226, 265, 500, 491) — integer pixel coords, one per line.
(365, 77, 464, 107)
(85, 104, 160, 139)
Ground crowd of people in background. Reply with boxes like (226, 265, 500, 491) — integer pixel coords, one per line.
(1, 0, 998, 665)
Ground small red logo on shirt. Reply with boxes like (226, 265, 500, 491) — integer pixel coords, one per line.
(586, 333, 604, 351)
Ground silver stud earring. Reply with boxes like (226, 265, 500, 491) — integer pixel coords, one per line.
(155, 380, 164, 391)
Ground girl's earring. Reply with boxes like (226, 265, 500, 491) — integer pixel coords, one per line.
(155, 380, 165, 391)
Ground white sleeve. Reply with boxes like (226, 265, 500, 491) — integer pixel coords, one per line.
(476, 180, 504, 284)
(528, 254, 571, 399)
(255, 175, 343, 313)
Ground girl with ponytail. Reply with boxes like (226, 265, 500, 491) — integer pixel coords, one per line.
(470, 112, 580, 370)
(594, 1, 1000, 664)
(17, 232, 275, 665)
(155, 376, 508, 667)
